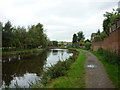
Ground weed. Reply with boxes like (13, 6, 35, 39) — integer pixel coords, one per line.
(97, 48, 120, 65)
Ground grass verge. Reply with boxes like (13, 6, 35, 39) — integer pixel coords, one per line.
(2, 48, 45, 54)
(46, 50, 86, 88)
(89, 50, 119, 88)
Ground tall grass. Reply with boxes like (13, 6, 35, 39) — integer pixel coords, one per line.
(46, 50, 86, 88)
(97, 48, 120, 65)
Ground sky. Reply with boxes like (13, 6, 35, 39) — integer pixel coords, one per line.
(0, 0, 119, 42)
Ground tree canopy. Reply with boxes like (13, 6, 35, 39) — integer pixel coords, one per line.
(2, 21, 48, 50)
(72, 31, 84, 44)
(72, 34, 78, 43)
(77, 31, 85, 42)
(103, 9, 120, 35)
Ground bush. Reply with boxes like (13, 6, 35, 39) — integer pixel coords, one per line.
(97, 48, 104, 54)
(41, 60, 74, 86)
(103, 50, 119, 65)
(97, 48, 120, 65)
(84, 42, 91, 50)
(41, 61, 68, 85)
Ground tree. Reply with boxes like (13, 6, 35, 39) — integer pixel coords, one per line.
(72, 34, 77, 43)
(2, 21, 48, 50)
(52, 41, 58, 46)
(77, 31, 84, 42)
(47, 39, 53, 46)
(96, 29, 100, 35)
(79, 38, 84, 46)
(2, 21, 14, 47)
(28, 25, 38, 48)
(103, 9, 120, 35)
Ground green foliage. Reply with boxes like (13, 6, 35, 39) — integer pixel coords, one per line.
(97, 48, 120, 65)
(41, 60, 72, 85)
(2, 21, 48, 51)
(96, 29, 100, 35)
(103, 50, 120, 65)
(84, 41, 91, 50)
(103, 9, 120, 35)
(72, 34, 78, 43)
(94, 35, 102, 42)
(77, 31, 85, 42)
(93, 9, 120, 42)
(93, 31, 107, 42)
(72, 31, 85, 46)
(97, 48, 103, 54)
(46, 50, 86, 88)
(99, 31, 107, 40)
(2, 21, 14, 47)
(52, 41, 58, 46)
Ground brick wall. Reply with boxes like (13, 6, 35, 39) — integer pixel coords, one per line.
(92, 20, 120, 55)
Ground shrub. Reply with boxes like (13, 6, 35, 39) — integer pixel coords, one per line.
(97, 48, 120, 65)
(84, 42, 91, 50)
(104, 50, 120, 65)
(100, 31, 107, 40)
(97, 48, 104, 55)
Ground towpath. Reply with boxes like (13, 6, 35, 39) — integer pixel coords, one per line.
(81, 50, 114, 88)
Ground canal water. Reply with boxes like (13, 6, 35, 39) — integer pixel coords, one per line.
(2, 49, 73, 88)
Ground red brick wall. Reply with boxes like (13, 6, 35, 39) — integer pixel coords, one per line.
(92, 27, 120, 55)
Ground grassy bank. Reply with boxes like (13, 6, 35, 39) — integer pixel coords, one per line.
(45, 50, 86, 88)
(2, 48, 45, 55)
(89, 50, 119, 88)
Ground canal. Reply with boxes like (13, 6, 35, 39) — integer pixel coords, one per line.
(2, 49, 73, 88)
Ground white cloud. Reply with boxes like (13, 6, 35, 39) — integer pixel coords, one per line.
(0, 0, 119, 41)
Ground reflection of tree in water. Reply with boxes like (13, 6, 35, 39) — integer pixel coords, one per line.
(52, 50, 58, 55)
(60, 50, 64, 57)
(43, 50, 51, 67)
(2, 50, 48, 86)
(46, 50, 51, 57)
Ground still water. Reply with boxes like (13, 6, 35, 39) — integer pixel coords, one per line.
(2, 49, 73, 88)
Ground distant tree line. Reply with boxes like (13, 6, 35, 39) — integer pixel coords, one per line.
(48, 41, 58, 46)
(1, 21, 48, 50)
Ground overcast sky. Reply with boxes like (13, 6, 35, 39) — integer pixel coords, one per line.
(0, 0, 119, 42)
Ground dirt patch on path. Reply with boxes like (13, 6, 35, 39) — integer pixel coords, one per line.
(82, 50, 114, 88)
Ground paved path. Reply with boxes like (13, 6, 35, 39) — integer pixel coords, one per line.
(82, 50, 114, 88)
